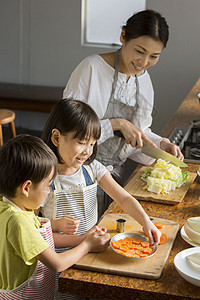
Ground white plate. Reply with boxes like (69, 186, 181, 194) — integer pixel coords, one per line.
(174, 247, 200, 287)
(180, 226, 200, 247)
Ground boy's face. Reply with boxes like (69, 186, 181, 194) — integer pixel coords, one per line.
(20, 168, 54, 211)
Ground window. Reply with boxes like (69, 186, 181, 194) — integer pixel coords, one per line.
(81, 0, 146, 47)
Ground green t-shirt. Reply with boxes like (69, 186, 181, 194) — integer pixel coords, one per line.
(0, 201, 50, 290)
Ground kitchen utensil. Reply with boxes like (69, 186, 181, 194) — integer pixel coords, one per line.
(141, 143, 188, 167)
(110, 232, 157, 259)
(116, 218, 126, 233)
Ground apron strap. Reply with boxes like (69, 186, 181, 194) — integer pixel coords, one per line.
(82, 166, 93, 186)
(51, 167, 94, 191)
(135, 74, 140, 108)
(110, 50, 119, 101)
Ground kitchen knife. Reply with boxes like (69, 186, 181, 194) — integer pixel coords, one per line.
(141, 143, 188, 167)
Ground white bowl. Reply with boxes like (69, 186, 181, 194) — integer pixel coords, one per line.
(184, 221, 200, 244)
(174, 247, 200, 287)
(110, 232, 157, 259)
(180, 226, 200, 247)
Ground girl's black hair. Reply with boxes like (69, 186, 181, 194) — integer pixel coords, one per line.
(42, 99, 101, 164)
(122, 9, 169, 47)
(0, 134, 57, 198)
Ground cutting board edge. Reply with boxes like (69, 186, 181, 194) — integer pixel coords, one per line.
(73, 264, 163, 280)
(128, 195, 180, 205)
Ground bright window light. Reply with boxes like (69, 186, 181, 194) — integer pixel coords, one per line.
(81, 0, 146, 47)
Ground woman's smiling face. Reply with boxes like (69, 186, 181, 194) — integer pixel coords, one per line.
(119, 34, 164, 77)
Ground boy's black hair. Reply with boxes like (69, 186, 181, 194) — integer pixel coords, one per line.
(0, 134, 57, 198)
(42, 99, 101, 164)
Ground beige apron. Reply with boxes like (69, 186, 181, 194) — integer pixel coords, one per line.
(96, 50, 141, 168)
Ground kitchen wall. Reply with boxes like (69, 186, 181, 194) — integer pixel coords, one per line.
(0, 0, 200, 133)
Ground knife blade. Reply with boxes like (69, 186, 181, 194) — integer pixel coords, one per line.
(141, 143, 188, 167)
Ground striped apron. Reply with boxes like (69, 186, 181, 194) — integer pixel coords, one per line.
(52, 165, 98, 238)
(49, 166, 97, 300)
(0, 217, 55, 300)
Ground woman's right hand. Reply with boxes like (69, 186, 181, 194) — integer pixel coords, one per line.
(110, 118, 156, 149)
(84, 227, 110, 253)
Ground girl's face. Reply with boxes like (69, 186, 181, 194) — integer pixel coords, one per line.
(52, 129, 96, 175)
(119, 34, 164, 77)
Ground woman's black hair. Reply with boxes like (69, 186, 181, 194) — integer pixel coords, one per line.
(42, 99, 101, 164)
(0, 134, 57, 198)
(122, 9, 169, 47)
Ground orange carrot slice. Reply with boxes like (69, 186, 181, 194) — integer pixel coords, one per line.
(154, 222, 165, 229)
(143, 247, 152, 255)
(132, 238, 141, 244)
(159, 233, 167, 245)
(141, 241, 150, 248)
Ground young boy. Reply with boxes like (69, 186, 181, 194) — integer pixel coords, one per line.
(0, 135, 110, 300)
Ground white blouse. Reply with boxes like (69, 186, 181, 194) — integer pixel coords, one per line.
(63, 54, 165, 165)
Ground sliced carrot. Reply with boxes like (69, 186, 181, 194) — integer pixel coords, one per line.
(154, 222, 165, 229)
(126, 243, 135, 249)
(132, 238, 141, 244)
(141, 241, 150, 248)
(132, 244, 143, 250)
(131, 254, 140, 258)
(143, 247, 152, 255)
(135, 249, 143, 256)
(124, 237, 132, 242)
(112, 236, 154, 257)
(115, 249, 125, 255)
(112, 241, 120, 249)
(125, 250, 135, 257)
(140, 253, 149, 257)
(119, 245, 128, 252)
(159, 233, 167, 245)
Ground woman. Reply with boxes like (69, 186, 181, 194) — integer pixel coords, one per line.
(63, 9, 183, 217)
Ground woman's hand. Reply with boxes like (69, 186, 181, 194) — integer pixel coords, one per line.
(51, 215, 80, 234)
(110, 118, 156, 149)
(160, 139, 184, 160)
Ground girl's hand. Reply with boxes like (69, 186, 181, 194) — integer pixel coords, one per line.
(84, 229, 111, 253)
(110, 118, 156, 149)
(52, 215, 80, 234)
(160, 139, 184, 161)
(143, 219, 161, 245)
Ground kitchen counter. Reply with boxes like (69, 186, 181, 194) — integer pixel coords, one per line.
(59, 78, 200, 299)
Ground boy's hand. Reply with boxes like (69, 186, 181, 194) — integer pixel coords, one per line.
(53, 215, 80, 234)
(84, 228, 110, 253)
(83, 225, 107, 238)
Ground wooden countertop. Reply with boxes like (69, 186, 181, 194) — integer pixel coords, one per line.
(0, 82, 63, 112)
(59, 78, 200, 299)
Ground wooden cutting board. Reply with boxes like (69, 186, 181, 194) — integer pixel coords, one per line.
(74, 213, 179, 279)
(124, 166, 196, 205)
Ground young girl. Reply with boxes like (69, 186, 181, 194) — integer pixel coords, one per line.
(0, 135, 110, 300)
(41, 99, 161, 246)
